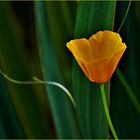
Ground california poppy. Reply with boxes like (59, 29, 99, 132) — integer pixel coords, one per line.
(66, 30, 127, 83)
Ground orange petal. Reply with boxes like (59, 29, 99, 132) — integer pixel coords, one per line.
(89, 30, 123, 59)
(75, 43, 126, 83)
(66, 30, 127, 83)
(66, 38, 92, 63)
(90, 44, 126, 83)
(75, 60, 95, 82)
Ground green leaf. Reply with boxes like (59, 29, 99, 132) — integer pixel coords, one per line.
(34, 1, 80, 138)
(44, 1, 77, 87)
(0, 73, 25, 138)
(0, 2, 48, 138)
(111, 1, 140, 138)
(73, 1, 116, 138)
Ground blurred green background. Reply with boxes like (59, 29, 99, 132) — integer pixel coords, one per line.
(0, 1, 140, 139)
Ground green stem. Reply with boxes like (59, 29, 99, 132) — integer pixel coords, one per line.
(0, 70, 76, 107)
(100, 84, 118, 140)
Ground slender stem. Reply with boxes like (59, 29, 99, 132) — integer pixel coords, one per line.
(118, 0, 131, 33)
(0, 70, 76, 107)
(100, 84, 118, 140)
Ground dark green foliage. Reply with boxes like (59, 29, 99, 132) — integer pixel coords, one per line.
(35, 1, 80, 138)
(73, 1, 116, 138)
(0, 2, 49, 138)
(0, 1, 139, 139)
(0, 73, 25, 138)
(111, 1, 140, 138)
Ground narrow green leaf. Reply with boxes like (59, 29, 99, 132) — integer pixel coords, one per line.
(73, 1, 116, 138)
(35, 1, 80, 138)
(44, 1, 77, 87)
(0, 2, 48, 138)
(111, 1, 140, 138)
(0, 73, 25, 138)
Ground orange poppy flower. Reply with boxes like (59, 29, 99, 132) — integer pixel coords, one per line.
(66, 30, 127, 83)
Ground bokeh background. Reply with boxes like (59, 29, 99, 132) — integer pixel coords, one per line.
(0, 1, 140, 139)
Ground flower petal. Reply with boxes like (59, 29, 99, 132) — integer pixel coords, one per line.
(89, 30, 123, 59)
(66, 30, 127, 83)
(66, 38, 92, 63)
(90, 44, 126, 83)
(75, 60, 95, 82)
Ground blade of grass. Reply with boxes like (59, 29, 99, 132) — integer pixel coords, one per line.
(73, 1, 116, 138)
(45, 1, 77, 87)
(0, 2, 48, 138)
(0, 72, 25, 138)
(10, 3, 50, 133)
(35, 1, 80, 138)
(111, 1, 140, 138)
(116, 68, 140, 115)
